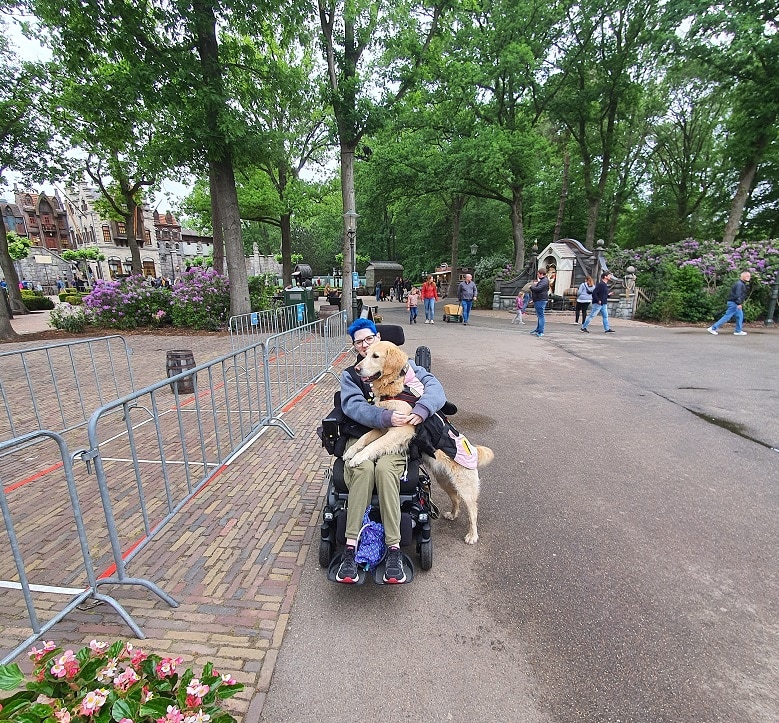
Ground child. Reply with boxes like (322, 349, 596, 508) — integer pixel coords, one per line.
(512, 292, 525, 324)
(406, 287, 420, 324)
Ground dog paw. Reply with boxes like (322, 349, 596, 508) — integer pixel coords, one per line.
(347, 454, 367, 468)
(464, 531, 479, 545)
(442, 511, 459, 521)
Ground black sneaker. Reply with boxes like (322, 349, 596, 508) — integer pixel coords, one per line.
(581, 327, 589, 333)
(383, 546, 407, 584)
(605, 329, 615, 333)
(336, 546, 359, 583)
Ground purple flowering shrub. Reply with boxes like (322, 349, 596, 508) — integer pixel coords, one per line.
(84, 276, 171, 330)
(607, 238, 779, 288)
(170, 268, 230, 331)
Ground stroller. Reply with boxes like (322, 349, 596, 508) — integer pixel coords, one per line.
(318, 325, 435, 584)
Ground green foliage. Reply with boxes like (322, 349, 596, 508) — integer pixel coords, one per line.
(638, 263, 715, 323)
(0, 639, 242, 722)
(49, 302, 91, 332)
(64, 294, 83, 305)
(62, 248, 106, 262)
(6, 232, 32, 261)
(20, 291, 55, 311)
(248, 273, 278, 311)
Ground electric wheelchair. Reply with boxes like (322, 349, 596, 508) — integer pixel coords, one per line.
(318, 325, 436, 584)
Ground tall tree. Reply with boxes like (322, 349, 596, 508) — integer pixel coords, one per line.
(673, 1, 779, 244)
(0, 26, 67, 322)
(547, 0, 670, 247)
(316, 0, 443, 319)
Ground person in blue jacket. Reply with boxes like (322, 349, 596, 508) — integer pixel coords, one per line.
(336, 319, 445, 584)
(707, 271, 751, 336)
(581, 271, 615, 333)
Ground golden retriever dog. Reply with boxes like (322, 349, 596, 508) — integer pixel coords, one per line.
(342, 340, 494, 544)
(342, 341, 417, 467)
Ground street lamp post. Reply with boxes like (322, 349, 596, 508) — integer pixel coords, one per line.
(765, 271, 779, 326)
(344, 209, 359, 321)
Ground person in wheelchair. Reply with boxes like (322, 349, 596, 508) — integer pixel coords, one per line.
(337, 318, 446, 584)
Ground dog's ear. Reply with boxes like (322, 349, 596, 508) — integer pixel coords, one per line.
(384, 343, 408, 376)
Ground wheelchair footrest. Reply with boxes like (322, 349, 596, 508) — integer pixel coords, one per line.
(326, 551, 415, 585)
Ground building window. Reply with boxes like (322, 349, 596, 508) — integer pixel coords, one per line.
(145, 230, 151, 243)
(143, 260, 156, 277)
(102, 226, 111, 242)
(108, 258, 122, 278)
(117, 222, 126, 235)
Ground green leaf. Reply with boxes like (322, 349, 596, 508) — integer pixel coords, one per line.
(112, 698, 137, 720)
(140, 696, 176, 716)
(0, 664, 25, 691)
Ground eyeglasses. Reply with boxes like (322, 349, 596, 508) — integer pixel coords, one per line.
(353, 334, 377, 348)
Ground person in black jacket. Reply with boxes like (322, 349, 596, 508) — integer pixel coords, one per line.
(581, 271, 615, 333)
(529, 268, 550, 337)
(707, 271, 751, 335)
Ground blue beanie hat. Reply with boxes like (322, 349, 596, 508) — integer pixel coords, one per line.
(348, 318, 378, 340)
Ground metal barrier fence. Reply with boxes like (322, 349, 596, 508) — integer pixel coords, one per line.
(261, 311, 348, 431)
(229, 304, 309, 350)
(0, 430, 149, 664)
(1, 315, 350, 661)
(0, 336, 135, 443)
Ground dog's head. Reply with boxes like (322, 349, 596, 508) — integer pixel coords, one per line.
(354, 341, 408, 384)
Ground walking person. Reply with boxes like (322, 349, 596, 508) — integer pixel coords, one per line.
(581, 271, 615, 333)
(512, 290, 526, 325)
(707, 271, 751, 336)
(529, 268, 549, 337)
(375, 280, 382, 302)
(421, 275, 439, 324)
(407, 286, 420, 324)
(457, 273, 478, 326)
(575, 275, 595, 325)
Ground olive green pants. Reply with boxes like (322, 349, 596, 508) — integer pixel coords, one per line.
(343, 438, 405, 548)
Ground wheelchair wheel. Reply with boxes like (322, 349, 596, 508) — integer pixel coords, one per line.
(415, 345, 432, 372)
(319, 539, 334, 568)
(418, 540, 432, 570)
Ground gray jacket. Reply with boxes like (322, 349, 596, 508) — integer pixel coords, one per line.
(458, 280, 477, 301)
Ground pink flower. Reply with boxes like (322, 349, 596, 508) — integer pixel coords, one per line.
(220, 673, 237, 685)
(156, 705, 185, 723)
(54, 710, 71, 722)
(29, 640, 56, 662)
(186, 680, 209, 698)
(78, 688, 109, 716)
(51, 650, 79, 679)
(89, 640, 109, 654)
(155, 656, 183, 678)
(183, 711, 211, 723)
(113, 666, 140, 691)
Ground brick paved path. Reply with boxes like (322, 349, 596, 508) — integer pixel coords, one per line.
(0, 332, 345, 721)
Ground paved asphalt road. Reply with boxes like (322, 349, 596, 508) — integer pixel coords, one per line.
(259, 305, 778, 723)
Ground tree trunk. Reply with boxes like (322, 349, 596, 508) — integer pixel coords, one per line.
(124, 196, 143, 274)
(213, 158, 250, 316)
(722, 150, 766, 245)
(0, 223, 29, 314)
(340, 142, 357, 321)
(447, 194, 466, 298)
(193, 0, 249, 317)
(280, 212, 293, 287)
(510, 186, 526, 271)
(0, 287, 18, 340)
(209, 165, 225, 274)
(553, 144, 570, 243)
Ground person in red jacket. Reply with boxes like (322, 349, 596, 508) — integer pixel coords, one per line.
(421, 275, 439, 324)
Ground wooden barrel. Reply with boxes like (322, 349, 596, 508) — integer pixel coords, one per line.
(166, 350, 196, 394)
(318, 304, 340, 321)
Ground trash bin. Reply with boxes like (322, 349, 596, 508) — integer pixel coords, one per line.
(283, 286, 315, 324)
(166, 350, 196, 394)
